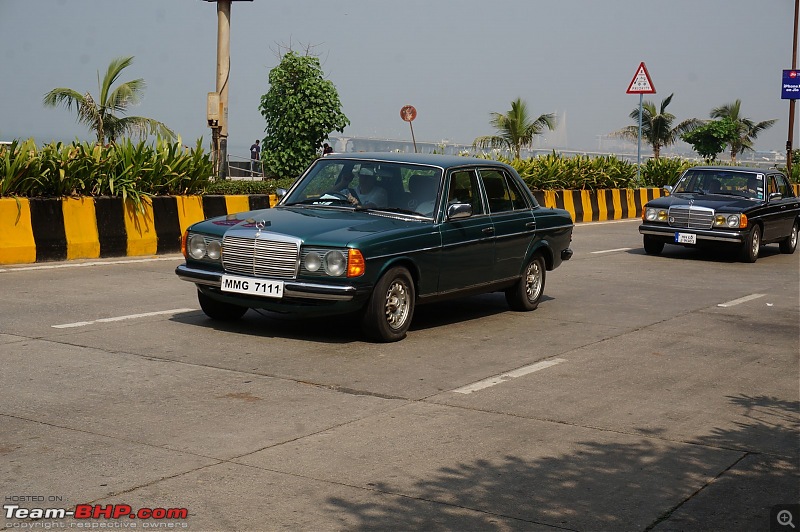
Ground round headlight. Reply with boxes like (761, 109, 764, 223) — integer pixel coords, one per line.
(324, 250, 347, 276)
(304, 252, 322, 272)
(188, 234, 207, 259)
(206, 240, 221, 260)
(645, 208, 658, 221)
(727, 215, 740, 228)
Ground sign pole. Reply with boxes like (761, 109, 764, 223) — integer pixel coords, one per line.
(788, 0, 799, 179)
(626, 62, 656, 184)
(400, 105, 418, 153)
(637, 93, 643, 182)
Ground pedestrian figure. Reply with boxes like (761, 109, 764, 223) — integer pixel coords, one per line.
(322, 142, 333, 156)
(250, 139, 261, 175)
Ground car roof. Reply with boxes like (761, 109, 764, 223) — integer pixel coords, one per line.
(687, 165, 782, 174)
(324, 152, 507, 170)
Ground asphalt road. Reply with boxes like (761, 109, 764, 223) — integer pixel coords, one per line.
(1, 219, 798, 531)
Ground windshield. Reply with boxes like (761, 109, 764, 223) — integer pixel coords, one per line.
(673, 169, 765, 200)
(282, 159, 442, 217)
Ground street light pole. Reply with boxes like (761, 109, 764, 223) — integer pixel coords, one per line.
(216, 0, 231, 179)
(788, 0, 799, 178)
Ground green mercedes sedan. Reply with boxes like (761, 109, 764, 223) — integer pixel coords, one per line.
(176, 153, 574, 342)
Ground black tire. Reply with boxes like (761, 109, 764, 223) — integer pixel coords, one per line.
(740, 225, 761, 263)
(779, 221, 798, 254)
(505, 254, 546, 311)
(643, 235, 665, 255)
(361, 267, 415, 342)
(197, 289, 248, 321)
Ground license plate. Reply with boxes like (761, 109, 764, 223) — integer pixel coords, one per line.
(221, 274, 284, 298)
(675, 232, 696, 244)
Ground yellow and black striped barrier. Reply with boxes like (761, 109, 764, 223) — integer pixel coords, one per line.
(2, 186, 798, 265)
(0, 194, 276, 265)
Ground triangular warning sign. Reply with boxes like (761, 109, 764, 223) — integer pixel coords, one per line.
(626, 62, 656, 94)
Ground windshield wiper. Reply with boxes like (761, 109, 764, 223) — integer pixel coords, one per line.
(372, 207, 422, 215)
(285, 198, 350, 206)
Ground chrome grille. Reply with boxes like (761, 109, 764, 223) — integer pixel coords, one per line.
(222, 234, 300, 278)
(668, 205, 714, 229)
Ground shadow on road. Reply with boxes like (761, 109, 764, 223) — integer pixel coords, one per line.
(324, 395, 799, 530)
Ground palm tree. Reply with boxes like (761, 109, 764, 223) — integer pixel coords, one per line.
(710, 100, 777, 163)
(615, 93, 698, 159)
(473, 98, 556, 160)
(43, 56, 175, 144)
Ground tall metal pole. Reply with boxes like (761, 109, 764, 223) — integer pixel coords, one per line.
(788, 0, 799, 179)
(216, 0, 231, 179)
(636, 93, 643, 182)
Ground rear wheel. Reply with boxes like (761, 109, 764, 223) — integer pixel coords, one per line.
(197, 289, 248, 321)
(740, 225, 761, 263)
(361, 267, 415, 342)
(779, 221, 798, 254)
(505, 254, 546, 311)
(643, 235, 665, 255)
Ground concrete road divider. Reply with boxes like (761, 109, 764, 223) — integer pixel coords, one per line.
(0, 194, 275, 265)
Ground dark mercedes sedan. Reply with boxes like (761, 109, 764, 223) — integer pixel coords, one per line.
(639, 166, 799, 262)
(176, 153, 574, 342)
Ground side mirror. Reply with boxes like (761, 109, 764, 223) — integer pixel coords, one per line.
(276, 188, 288, 197)
(769, 192, 783, 201)
(662, 185, 673, 194)
(446, 202, 472, 220)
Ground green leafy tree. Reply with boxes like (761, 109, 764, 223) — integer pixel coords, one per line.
(615, 93, 698, 159)
(709, 99, 777, 163)
(259, 51, 349, 177)
(472, 98, 556, 161)
(43, 56, 175, 144)
(681, 118, 739, 162)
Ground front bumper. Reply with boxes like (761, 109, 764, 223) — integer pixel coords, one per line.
(175, 264, 358, 301)
(639, 223, 745, 244)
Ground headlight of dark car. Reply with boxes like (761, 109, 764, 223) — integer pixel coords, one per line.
(184, 233, 223, 262)
(644, 207, 668, 222)
(301, 248, 365, 278)
(712, 214, 747, 229)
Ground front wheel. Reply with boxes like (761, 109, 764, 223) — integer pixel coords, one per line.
(197, 289, 248, 321)
(643, 235, 665, 255)
(740, 225, 761, 263)
(779, 221, 798, 254)
(505, 254, 546, 311)
(361, 267, 415, 342)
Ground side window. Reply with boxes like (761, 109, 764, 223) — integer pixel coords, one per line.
(479, 169, 512, 213)
(774, 175, 792, 197)
(505, 173, 531, 209)
(447, 170, 485, 215)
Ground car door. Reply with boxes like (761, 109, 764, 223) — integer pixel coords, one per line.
(764, 173, 800, 241)
(479, 167, 536, 282)
(436, 168, 495, 293)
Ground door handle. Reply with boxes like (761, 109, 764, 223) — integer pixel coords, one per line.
(526, 221, 536, 228)
(482, 227, 495, 235)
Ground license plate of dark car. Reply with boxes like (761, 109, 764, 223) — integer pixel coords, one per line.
(221, 274, 284, 298)
(674, 232, 696, 244)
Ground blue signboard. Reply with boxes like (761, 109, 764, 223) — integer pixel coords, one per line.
(783, 70, 800, 99)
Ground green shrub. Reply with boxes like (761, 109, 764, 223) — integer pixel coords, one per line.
(639, 158, 694, 187)
(205, 177, 296, 195)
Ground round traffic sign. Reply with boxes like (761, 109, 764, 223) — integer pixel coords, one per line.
(400, 105, 417, 122)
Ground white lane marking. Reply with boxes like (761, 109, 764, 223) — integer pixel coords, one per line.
(717, 294, 765, 308)
(452, 358, 566, 394)
(52, 308, 196, 329)
(0, 256, 182, 273)
(590, 247, 632, 254)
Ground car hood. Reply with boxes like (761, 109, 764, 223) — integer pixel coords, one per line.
(190, 205, 426, 247)
(648, 193, 757, 211)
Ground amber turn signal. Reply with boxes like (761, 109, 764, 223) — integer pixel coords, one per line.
(347, 249, 365, 277)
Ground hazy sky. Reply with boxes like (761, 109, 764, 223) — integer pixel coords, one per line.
(0, 0, 795, 158)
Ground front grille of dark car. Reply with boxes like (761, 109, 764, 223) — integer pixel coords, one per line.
(668, 205, 714, 230)
(222, 235, 300, 278)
